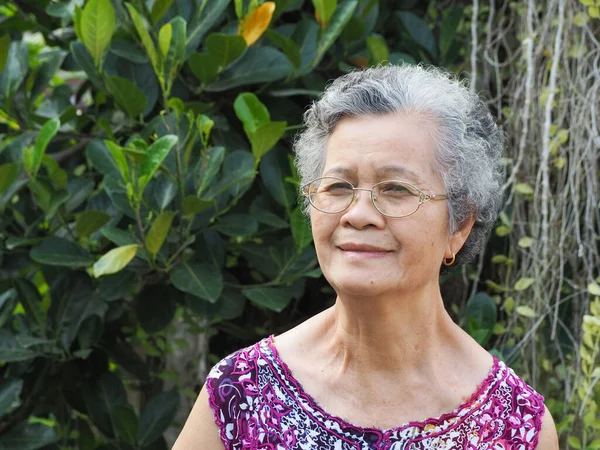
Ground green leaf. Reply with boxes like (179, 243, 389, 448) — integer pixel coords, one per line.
(206, 46, 292, 92)
(265, 30, 302, 68)
(0, 331, 39, 362)
(160, 17, 186, 94)
(290, 206, 312, 250)
(0, 163, 20, 193)
(24, 118, 60, 179)
(112, 404, 138, 447)
(73, 5, 83, 42)
(30, 237, 95, 268)
(185, 0, 231, 53)
(0, 34, 9, 73)
(311, 0, 358, 68)
(196, 146, 225, 195)
(169, 261, 223, 302)
(93, 244, 139, 278)
(145, 211, 176, 256)
(98, 270, 138, 301)
(148, 174, 177, 211)
(133, 284, 177, 333)
(125, 3, 160, 73)
(82, 372, 127, 438)
(71, 41, 104, 88)
(440, 6, 462, 59)
(340, 16, 365, 42)
(466, 292, 497, 330)
(0, 41, 29, 98)
(182, 196, 212, 216)
(396, 11, 438, 59)
(312, 0, 337, 28)
(136, 390, 179, 447)
(100, 226, 136, 246)
(206, 33, 247, 70)
(105, 76, 147, 118)
(0, 378, 22, 417)
(42, 155, 67, 189)
(31, 51, 67, 100)
(188, 52, 220, 83)
(249, 121, 287, 162)
(13, 279, 44, 331)
(196, 115, 215, 147)
(212, 213, 258, 236)
(76, 210, 111, 238)
(0, 422, 57, 450)
(158, 23, 172, 58)
(138, 135, 178, 194)
(514, 277, 535, 291)
(202, 151, 255, 200)
(187, 287, 245, 321)
(151, 0, 174, 23)
(81, 0, 116, 67)
(110, 39, 149, 64)
(242, 286, 293, 312)
(234, 92, 271, 135)
(366, 33, 389, 64)
(104, 140, 130, 182)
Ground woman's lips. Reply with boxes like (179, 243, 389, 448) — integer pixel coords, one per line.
(337, 244, 392, 258)
(341, 250, 391, 259)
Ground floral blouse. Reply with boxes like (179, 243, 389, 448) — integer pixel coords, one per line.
(206, 335, 545, 449)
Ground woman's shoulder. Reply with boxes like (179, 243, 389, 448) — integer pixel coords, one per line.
(476, 357, 547, 447)
(205, 336, 275, 405)
(207, 336, 271, 378)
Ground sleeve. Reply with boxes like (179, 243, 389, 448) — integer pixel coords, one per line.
(528, 390, 546, 450)
(205, 346, 260, 450)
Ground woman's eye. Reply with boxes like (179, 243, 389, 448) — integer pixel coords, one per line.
(384, 183, 407, 191)
(325, 183, 352, 192)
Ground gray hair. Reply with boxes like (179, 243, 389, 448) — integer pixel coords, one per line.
(292, 64, 504, 266)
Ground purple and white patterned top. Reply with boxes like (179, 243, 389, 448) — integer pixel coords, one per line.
(206, 335, 545, 449)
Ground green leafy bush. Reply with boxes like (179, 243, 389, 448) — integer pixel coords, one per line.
(4, 0, 591, 449)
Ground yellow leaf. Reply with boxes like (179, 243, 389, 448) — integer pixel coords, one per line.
(238, 2, 276, 46)
(554, 157, 565, 169)
(93, 244, 139, 277)
(514, 277, 535, 291)
(589, 6, 600, 18)
(518, 237, 535, 248)
(514, 183, 534, 195)
(516, 305, 537, 318)
(589, 283, 600, 296)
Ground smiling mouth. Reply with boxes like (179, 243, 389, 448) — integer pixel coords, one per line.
(337, 244, 392, 252)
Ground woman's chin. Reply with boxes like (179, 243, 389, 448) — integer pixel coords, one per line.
(326, 272, 392, 297)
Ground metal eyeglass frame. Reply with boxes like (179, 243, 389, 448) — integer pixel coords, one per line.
(301, 176, 449, 218)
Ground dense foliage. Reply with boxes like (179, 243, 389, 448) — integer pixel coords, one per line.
(0, 0, 598, 449)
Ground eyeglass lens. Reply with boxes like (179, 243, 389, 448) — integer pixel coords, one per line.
(307, 177, 421, 217)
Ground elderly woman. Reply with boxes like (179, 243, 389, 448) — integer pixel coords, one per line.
(173, 65, 559, 449)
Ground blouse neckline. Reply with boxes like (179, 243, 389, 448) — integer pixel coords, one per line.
(261, 334, 501, 436)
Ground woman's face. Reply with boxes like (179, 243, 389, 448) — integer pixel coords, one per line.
(310, 113, 470, 297)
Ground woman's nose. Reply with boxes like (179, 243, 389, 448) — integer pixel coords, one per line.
(341, 190, 385, 229)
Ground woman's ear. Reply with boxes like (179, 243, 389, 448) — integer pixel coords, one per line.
(446, 215, 476, 258)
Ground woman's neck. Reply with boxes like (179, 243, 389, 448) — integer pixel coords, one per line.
(316, 287, 461, 377)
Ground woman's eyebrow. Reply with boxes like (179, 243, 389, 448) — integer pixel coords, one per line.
(377, 165, 424, 183)
(322, 165, 424, 183)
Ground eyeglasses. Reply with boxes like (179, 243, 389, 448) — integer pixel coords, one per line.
(302, 176, 449, 218)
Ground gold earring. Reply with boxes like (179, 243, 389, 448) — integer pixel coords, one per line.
(443, 253, 455, 266)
